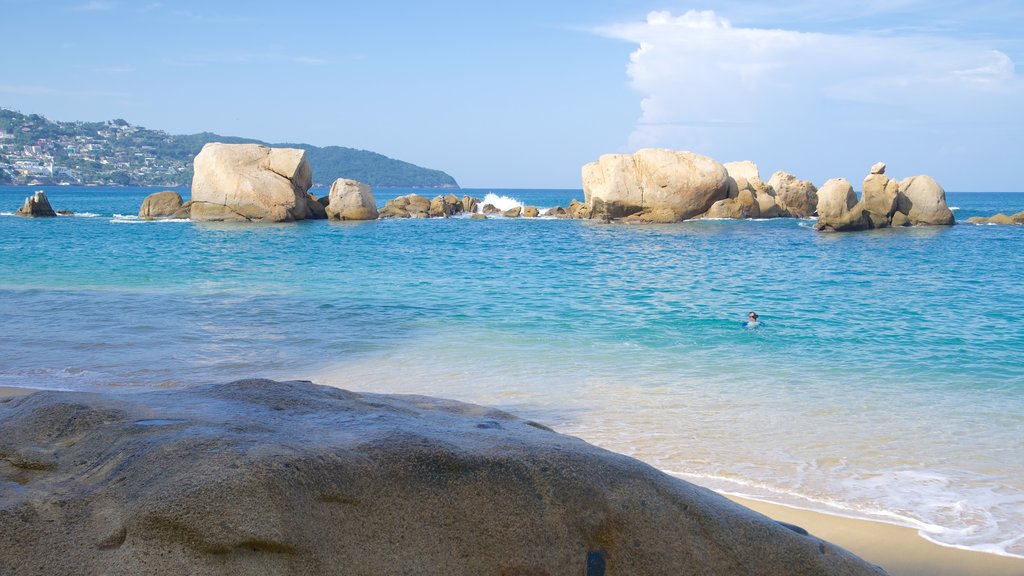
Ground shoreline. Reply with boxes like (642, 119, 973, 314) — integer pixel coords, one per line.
(2, 386, 1021, 574)
(724, 495, 1024, 576)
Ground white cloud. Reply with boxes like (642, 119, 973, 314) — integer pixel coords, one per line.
(593, 9, 1023, 186)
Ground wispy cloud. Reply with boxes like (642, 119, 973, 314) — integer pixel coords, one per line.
(0, 84, 129, 99)
(71, 1, 117, 12)
(171, 52, 328, 67)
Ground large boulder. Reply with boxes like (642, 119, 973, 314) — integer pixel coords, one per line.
(138, 191, 183, 219)
(15, 190, 57, 217)
(768, 171, 818, 218)
(702, 189, 761, 219)
(897, 175, 954, 226)
(325, 179, 378, 220)
(861, 173, 900, 228)
(582, 149, 730, 222)
(0, 380, 885, 576)
(814, 178, 872, 232)
(190, 143, 314, 222)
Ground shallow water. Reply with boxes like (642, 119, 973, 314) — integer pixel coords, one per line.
(2, 185, 1023, 557)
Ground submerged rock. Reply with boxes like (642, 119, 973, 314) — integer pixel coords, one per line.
(15, 190, 57, 218)
(0, 380, 885, 576)
(190, 143, 315, 222)
(138, 191, 183, 219)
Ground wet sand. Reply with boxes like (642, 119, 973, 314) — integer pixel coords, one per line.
(728, 495, 1024, 576)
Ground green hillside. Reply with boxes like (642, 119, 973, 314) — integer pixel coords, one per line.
(0, 109, 459, 188)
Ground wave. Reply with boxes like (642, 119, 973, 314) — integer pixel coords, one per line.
(663, 467, 1024, 559)
(110, 214, 190, 224)
(478, 193, 524, 213)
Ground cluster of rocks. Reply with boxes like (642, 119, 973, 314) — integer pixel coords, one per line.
(559, 149, 955, 232)
(814, 163, 954, 232)
(967, 212, 1024, 225)
(0, 379, 885, 575)
(376, 193, 541, 220)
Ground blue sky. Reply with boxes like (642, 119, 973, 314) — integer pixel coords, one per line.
(1, 1, 1021, 190)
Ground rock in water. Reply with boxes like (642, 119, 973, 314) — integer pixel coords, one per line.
(897, 175, 954, 226)
(190, 143, 314, 222)
(861, 173, 900, 228)
(0, 380, 887, 576)
(138, 191, 183, 219)
(768, 171, 818, 218)
(814, 178, 872, 232)
(15, 190, 57, 217)
(325, 178, 378, 220)
(582, 149, 730, 222)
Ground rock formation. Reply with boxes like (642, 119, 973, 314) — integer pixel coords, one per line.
(325, 179, 378, 220)
(814, 178, 872, 232)
(815, 166, 955, 232)
(379, 194, 431, 218)
(860, 172, 901, 228)
(768, 171, 818, 218)
(897, 175, 955, 226)
(138, 191, 184, 219)
(703, 190, 761, 219)
(581, 149, 730, 222)
(190, 143, 315, 222)
(967, 212, 1024, 225)
(15, 190, 57, 217)
(0, 380, 886, 576)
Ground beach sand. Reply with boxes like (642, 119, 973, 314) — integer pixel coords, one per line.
(728, 495, 1024, 576)
(0, 387, 35, 399)
(1, 387, 1019, 575)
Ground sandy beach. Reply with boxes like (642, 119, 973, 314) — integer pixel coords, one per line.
(728, 496, 1024, 576)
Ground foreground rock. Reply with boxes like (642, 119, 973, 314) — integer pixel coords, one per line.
(15, 190, 57, 217)
(138, 191, 183, 219)
(190, 143, 316, 222)
(325, 178, 378, 220)
(0, 380, 885, 576)
(582, 149, 730, 221)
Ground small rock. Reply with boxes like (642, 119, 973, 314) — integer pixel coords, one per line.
(15, 191, 57, 218)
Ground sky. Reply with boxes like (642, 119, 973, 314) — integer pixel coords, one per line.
(1, 0, 1022, 190)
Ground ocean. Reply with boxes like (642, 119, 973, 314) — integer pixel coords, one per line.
(2, 185, 1022, 558)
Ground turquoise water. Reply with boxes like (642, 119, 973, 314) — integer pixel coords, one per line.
(2, 185, 1023, 557)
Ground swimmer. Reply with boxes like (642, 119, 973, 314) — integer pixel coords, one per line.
(746, 311, 760, 329)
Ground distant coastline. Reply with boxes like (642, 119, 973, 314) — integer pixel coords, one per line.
(0, 108, 459, 189)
